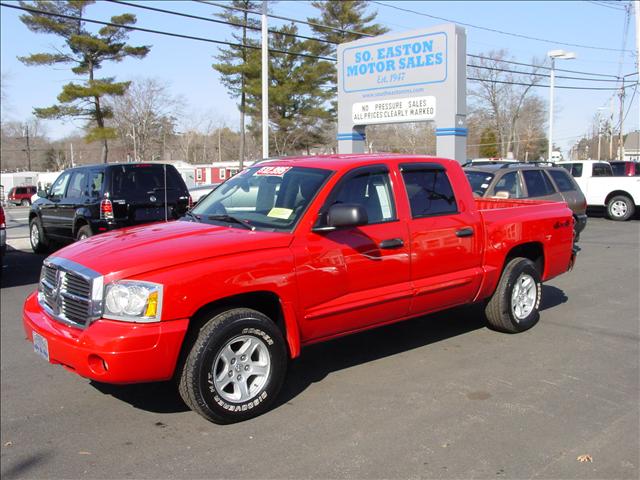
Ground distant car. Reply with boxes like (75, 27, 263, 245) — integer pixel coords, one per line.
(464, 162, 588, 239)
(8, 185, 37, 206)
(609, 161, 640, 177)
(0, 205, 6, 256)
(189, 183, 221, 205)
(29, 163, 192, 253)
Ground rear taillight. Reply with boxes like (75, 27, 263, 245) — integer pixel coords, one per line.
(100, 199, 114, 220)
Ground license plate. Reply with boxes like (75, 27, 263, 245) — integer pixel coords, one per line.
(32, 331, 50, 362)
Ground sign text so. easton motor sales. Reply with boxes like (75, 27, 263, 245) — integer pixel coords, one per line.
(341, 31, 448, 94)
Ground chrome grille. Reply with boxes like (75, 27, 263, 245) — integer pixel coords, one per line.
(38, 258, 102, 329)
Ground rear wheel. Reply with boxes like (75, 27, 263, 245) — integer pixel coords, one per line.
(76, 225, 92, 241)
(178, 308, 287, 424)
(29, 217, 49, 254)
(606, 195, 634, 221)
(21, 199, 30, 207)
(485, 257, 542, 333)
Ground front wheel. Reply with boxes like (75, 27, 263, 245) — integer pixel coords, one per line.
(76, 225, 92, 241)
(29, 217, 49, 254)
(485, 257, 542, 333)
(606, 195, 635, 221)
(178, 308, 287, 424)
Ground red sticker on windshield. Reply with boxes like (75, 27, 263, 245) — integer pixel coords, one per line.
(256, 166, 291, 176)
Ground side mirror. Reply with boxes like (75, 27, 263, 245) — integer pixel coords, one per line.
(493, 191, 510, 199)
(314, 203, 368, 232)
(37, 189, 48, 199)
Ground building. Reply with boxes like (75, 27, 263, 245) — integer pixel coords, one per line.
(623, 131, 640, 162)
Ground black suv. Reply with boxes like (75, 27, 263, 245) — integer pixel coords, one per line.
(29, 163, 191, 253)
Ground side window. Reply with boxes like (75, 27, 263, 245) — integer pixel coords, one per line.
(547, 170, 576, 192)
(493, 171, 524, 198)
(561, 163, 583, 177)
(66, 170, 88, 198)
(401, 167, 457, 218)
(49, 172, 71, 199)
(592, 163, 612, 177)
(89, 171, 104, 198)
(325, 170, 396, 224)
(522, 170, 555, 197)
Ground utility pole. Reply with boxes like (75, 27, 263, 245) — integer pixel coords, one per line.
(261, 0, 269, 160)
(609, 96, 614, 160)
(70, 143, 75, 167)
(218, 128, 222, 162)
(619, 78, 625, 160)
(24, 124, 32, 171)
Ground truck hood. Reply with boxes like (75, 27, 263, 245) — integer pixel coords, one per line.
(54, 220, 293, 279)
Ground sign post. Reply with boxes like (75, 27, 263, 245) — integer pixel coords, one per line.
(337, 24, 467, 163)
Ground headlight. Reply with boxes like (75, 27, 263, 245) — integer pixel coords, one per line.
(103, 281, 163, 323)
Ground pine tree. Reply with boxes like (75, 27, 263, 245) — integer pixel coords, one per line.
(479, 128, 499, 158)
(18, 1, 150, 163)
(246, 24, 333, 155)
(212, 0, 263, 167)
(307, 1, 388, 112)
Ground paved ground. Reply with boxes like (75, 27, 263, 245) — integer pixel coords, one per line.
(1, 207, 638, 479)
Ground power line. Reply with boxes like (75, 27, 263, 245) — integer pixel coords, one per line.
(468, 63, 625, 83)
(371, 1, 635, 54)
(0, 2, 335, 62)
(195, 0, 375, 38)
(586, 0, 628, 11)
(107, 0, 338, 45)
(468, 77, 633, 91)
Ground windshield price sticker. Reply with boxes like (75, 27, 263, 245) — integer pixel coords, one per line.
(256, 166, 292, 177)
(352, 96, 436, 125)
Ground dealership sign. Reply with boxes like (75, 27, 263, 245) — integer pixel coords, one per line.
(337, 24, 467, 163)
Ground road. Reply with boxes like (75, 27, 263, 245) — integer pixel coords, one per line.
(1, 207, 638, 479)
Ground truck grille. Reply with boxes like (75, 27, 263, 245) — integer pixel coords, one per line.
(38, 258, 102, 329)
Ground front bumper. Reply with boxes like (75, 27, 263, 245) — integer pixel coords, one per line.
(22, 292, 189, 384)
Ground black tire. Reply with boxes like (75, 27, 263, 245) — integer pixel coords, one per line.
(21, 199, 30, 207)
(178, 308, 287, 424)
(76, 225, 92, 241)
(29, 217, 49, 254)
(606, 195, 635, 221)
(485, 257, 542, 333)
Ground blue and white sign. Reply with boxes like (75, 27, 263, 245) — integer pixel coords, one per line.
(337, 24, 467, 163)
(342, 32, 447, 93)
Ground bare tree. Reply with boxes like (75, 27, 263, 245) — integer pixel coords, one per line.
(107, 78, 182, 161)
(468, 50, 546, 158)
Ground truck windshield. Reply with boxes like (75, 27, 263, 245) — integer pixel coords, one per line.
(464, 171, 495, 196)
(189, 166, 331, 231)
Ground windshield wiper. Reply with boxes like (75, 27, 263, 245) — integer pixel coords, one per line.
(182, 211, 201, 222)
(208, 214, 255, 231)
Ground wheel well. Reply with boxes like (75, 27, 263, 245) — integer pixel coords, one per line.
(505, 242, 544, 276)
(73, 218, 89, 236)
(28, 212, 37, 222)
(605, 190, 633, 205)
(174, 291, 286, 377)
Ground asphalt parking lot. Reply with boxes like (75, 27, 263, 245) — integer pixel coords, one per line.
(1, 206, 638, 479)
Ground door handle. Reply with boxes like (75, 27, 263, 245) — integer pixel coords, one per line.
(456, 227, 474, 237)
(379, 238, 404, 249)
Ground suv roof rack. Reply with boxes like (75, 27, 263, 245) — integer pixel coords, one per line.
(498, 161, 555, 169)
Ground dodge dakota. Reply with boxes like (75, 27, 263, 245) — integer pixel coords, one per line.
(23, 155, 577, 423)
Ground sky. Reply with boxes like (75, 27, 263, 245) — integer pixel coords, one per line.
(1, 0, 638, 158)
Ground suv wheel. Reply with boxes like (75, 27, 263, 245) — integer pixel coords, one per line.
(178, 308, 287, 424)
(76, 225, 92, 241)
(21, 199, 30, 207)
(29, 217, 49, 253)
(607, 195, 634, 221)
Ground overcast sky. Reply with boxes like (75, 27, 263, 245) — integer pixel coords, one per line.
(1, 0, 638, 157)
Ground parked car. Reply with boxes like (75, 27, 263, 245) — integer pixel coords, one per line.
(23, 154, 577, 424)
(8, 185, 37, 206)
(609, 161, 640, 177)
(0, 205, 6, 256)
(558, 160, 640, 221)
(28, 163, 192, 253)
(189, 183, 221, 205)
(464, 163, 588, 239)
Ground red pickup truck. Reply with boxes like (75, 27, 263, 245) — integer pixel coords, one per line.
(23, 155, 577, 423)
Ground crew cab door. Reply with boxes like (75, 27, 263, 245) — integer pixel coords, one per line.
(292, 165, 412, 342)
(399, 163, 483, 315)
(59, 169, 90, 239)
